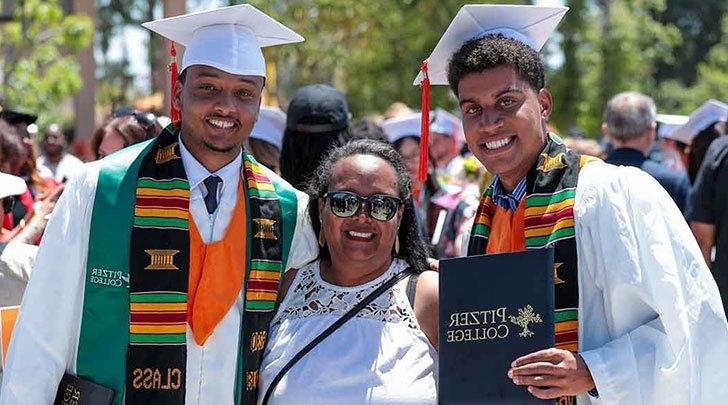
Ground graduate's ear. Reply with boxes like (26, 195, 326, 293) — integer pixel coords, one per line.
(172, 79, 184, 112)
(537, 88, 553, 120)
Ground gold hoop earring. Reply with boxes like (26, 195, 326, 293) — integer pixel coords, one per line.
(318, 228, 326, 248)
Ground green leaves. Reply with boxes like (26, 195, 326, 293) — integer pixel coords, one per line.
(548, 0, 725, 136)
(0, 0, 92, 128)
(248, 0, 522, 116)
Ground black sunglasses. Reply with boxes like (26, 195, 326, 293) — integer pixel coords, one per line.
(112, 108, 157, 129)
(324, 191, 402, 222)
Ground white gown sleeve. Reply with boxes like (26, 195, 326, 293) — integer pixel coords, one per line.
(575, 164, 728, 404)
(0, 164, 99, 404)
(284, 190, 318, 271)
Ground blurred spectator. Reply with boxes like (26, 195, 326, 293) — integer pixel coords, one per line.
(602, 91, 690, 210)
(382, 112, 423, 183)
(91, 109, 160, 159)
(248, 106, 285, 174)
(0, 123, 34, 231)
(686, 134, 728, 315)
(656, 114, 689, 171)
(1, 122, 64, 244)
(429, 108, 466, 181)
(0, 123, 25, 175)
(0, 109, 51, 197)
(280, 84, 352, 190)
(0, 173, 37, 305)
(0, 109, 36, 150)
(382, 112, 438, 242)
(661, 100, 728, 184)
(36, 123, 83, 184)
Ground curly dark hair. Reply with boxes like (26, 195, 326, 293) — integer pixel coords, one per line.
(307, 139, 430, 273)
(447, 34, 545, 96)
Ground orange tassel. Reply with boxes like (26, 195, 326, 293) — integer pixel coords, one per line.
(168, 42, 181, 123)
(414, 60, 431, 199)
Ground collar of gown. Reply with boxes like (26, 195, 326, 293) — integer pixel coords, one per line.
(178, 134, 242, 194)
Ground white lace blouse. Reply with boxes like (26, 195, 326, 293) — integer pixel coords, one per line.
(258, 258, 438, 404)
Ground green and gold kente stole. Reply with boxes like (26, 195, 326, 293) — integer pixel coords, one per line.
(75, 125, 298, 405)
(468, 134, 598, 355)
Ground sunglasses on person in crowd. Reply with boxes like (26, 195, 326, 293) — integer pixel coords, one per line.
(324, 191, 402, 222)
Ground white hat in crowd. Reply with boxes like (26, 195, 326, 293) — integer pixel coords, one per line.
(382, 112, 425, 144)
(666, 100, 728, 144)
(250, 107, 286, 150)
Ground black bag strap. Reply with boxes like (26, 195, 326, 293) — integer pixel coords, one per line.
(261, 266, 415, 405)
(406, 272, 420, 308)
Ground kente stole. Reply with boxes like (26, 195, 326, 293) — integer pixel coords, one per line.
(75, 126, 298, 404)
(468, 134, 597, 355)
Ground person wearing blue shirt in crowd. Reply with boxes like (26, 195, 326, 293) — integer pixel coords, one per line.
(603, 91, 691, 211)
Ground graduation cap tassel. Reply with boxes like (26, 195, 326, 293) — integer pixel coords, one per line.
(168, 42, 181, 123)
(414, 60, 431, 198)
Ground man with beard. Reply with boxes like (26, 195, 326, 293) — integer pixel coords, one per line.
(1, 5, 317, 404)
(417, 4, 728, 403)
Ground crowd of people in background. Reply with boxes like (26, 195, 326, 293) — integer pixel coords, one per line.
(2, 86, 727, 313)
(2, 89, 728, 299)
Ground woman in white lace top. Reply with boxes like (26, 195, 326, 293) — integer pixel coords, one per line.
(259, 140, 439, 404)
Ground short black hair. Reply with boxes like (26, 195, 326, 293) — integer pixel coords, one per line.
(447, 34, 545, 96)
(307, 139, 431, 273)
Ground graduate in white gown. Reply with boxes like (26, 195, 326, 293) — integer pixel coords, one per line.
(1, 5, 317, 404)
(417, 4, 728, 404)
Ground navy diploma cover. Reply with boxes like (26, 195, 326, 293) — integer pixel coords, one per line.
(439, 249, 555, 404)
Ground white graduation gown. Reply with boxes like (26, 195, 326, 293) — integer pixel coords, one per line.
(462, 161, 728, 404)
(0, 145, 318, 404)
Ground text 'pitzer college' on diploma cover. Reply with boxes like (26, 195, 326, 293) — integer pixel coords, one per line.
(439, 249, 555, 404)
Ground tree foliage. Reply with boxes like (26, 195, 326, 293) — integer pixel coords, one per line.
(549, 0, 682, 136)
(247, 0, 529, 116)
(0, 0, 93, 127)
(89, 0, 727, 135)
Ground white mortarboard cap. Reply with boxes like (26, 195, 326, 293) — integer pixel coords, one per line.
(250, 106, 286, 150)
(142, 4, 304, 78)
(656, 114, 688, 139)
(0, 172, 27, 199)
(414, 5, 568, 86)
(667, 100, 728, 144)
(382, 112, 424, 144)
(430, 108, 465, 144)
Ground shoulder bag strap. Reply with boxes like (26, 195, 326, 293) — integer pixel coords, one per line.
(261, 266, 415, 405)
(406, 273, 420, 308)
